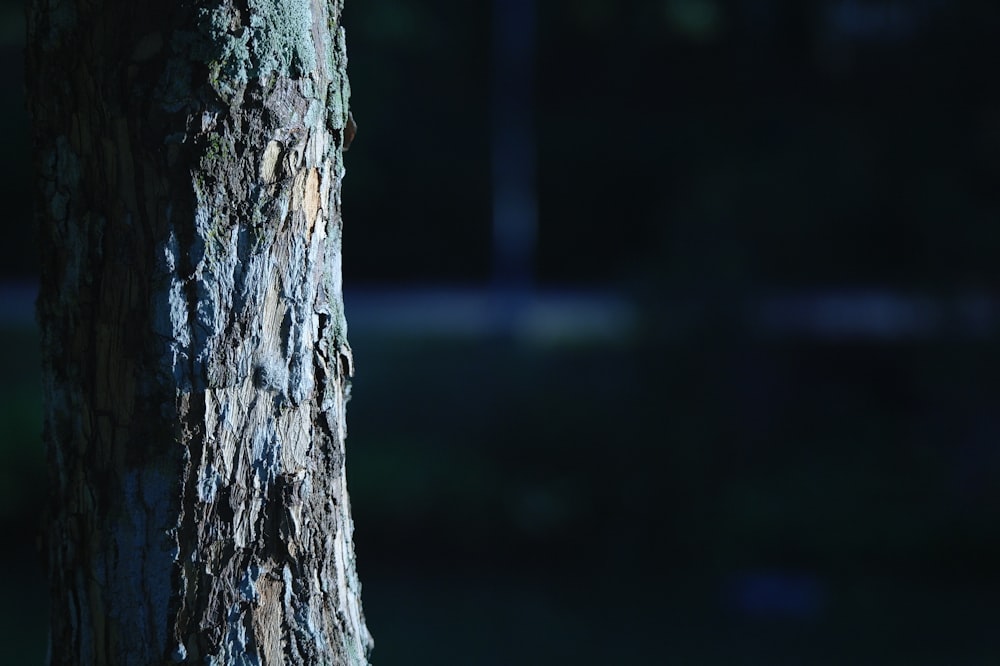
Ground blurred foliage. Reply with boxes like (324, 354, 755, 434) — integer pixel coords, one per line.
(0, 329, 44, 521)
(343, 331, 1000, 661)
(346, 333, 1000, 578)
(662, 0, 725, 41)
(341, 0, 492, 283)
(0, 0, 34, 278)
(0, 327, 46, 664)
(0, 0, 23, 46)
(535, 0, 1000, 285)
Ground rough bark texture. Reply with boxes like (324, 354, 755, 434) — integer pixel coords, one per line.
(27, 0, 372, 663)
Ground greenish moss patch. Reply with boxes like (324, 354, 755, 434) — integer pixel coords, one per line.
(249, 0, 317, 80)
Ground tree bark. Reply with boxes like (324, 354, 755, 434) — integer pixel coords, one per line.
(27, 0, 372, 663)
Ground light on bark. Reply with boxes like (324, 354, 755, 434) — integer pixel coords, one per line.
(27, 0, 372, 663)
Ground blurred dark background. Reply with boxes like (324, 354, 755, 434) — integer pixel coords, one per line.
(3, 0, 1000, 663)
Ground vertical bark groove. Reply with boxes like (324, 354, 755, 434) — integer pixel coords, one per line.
(28, 0, 372, 663)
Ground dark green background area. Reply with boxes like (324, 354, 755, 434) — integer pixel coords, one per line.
(3, 0, 1000, 663)
(338, 0, 1000, 287)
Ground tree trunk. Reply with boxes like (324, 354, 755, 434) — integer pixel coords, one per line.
(27, 0, 372, 663)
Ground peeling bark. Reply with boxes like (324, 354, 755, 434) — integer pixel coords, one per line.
(27, 0, 372, 663)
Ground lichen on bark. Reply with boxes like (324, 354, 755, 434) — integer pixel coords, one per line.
(28, 0, 371, 663)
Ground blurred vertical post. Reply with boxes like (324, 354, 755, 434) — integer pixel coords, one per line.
(492, 0, 538, 291)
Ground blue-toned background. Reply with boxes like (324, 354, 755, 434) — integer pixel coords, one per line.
(3, 0, 1000, 662)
